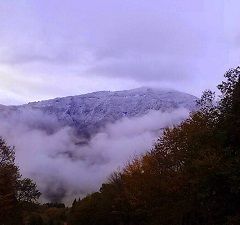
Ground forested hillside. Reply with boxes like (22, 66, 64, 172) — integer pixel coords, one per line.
(68, 67, 240, 225)
(1, 67, 240, 225)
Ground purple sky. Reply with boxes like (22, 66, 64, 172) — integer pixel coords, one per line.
(0, 0, 240, 105)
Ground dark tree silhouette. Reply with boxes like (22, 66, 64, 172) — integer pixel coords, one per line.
(0, 137, 41, 225)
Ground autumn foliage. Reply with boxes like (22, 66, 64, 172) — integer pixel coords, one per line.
(1, 67, 240, 225)
(68, 67, 240, 225)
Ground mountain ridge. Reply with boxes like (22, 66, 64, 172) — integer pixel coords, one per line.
(0, 87, 198, 137)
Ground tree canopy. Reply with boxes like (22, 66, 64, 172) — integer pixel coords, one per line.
(67, 66, 240, 225)
(0, 137, 41, 225)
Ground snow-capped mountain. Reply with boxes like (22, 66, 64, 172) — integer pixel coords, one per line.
(0, 87, 198, 137)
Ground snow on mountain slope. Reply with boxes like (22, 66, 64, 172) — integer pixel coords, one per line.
(1, 87, 198, 137)
(0, 87, 198, 202)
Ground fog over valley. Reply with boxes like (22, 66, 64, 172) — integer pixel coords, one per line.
(1, 1, 240, 224)
(0, 88, 196, 203)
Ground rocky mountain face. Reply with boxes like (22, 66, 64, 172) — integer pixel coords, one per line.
(0, 87, 198, 137)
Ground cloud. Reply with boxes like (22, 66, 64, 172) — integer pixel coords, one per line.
(87, 57, 192, 82)
(1, 0, 240, 104)
(0, 107, 189, 204)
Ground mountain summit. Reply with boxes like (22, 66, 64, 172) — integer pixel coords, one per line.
(0, 87, 198, 137)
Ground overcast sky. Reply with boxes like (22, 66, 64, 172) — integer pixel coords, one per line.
(0, 0, 240, 105)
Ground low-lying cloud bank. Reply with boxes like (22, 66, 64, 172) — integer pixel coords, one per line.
(0, 108, 189, 203)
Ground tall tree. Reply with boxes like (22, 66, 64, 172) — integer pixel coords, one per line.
(0, 137, 41, 225)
